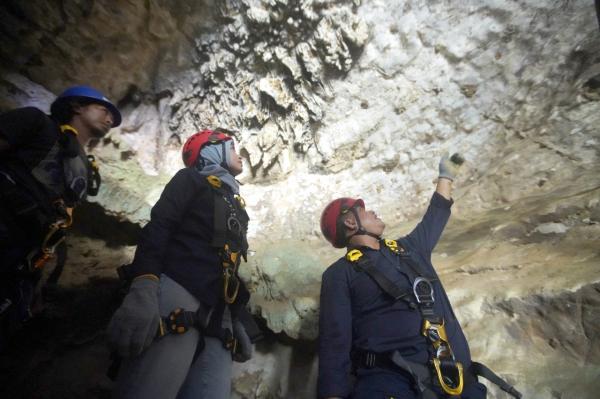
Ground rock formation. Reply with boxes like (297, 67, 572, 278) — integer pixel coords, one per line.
(1, 0, 599, 398)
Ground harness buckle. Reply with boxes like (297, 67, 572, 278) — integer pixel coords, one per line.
(165, 308, 191, 335)
(29, 222, 67, 271)
(223, 268, 240, 304)
(225, 336, 238, 353)
(227, 216, 241, 234)
(221, 244, 241, 304)
(422, 319, 450, 349)
(364, 352, 376, 368)
(413, 277, 434, 304)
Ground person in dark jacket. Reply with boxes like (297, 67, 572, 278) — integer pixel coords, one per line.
(317, 153, 489, 399)
(0, 85, 120, 326)
(107, 129, 254, 399)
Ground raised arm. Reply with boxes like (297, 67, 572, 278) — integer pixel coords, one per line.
(404, 153, 464, 256)
(436, 152, 463, 199)
(436, 174, 453, 200)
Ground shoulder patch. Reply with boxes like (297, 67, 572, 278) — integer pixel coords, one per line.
(206, 175, 222, 188)
(346, 249, 363, 262)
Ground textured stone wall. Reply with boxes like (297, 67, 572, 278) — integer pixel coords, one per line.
(1, 1, 599, 398)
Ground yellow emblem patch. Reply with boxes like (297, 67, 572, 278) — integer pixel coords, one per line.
(346, 249, 364, 262)
(384, 239, 399, 254)
(207, 175, 222, 188)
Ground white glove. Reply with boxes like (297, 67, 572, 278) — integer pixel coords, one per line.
(439, 152, 465, 181)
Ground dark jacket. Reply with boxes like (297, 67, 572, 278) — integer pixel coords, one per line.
(0, 107, 91, 207)
(129, 167, 250, 308)
(0, 107, 92, 269)
(318, 192, 473, 398)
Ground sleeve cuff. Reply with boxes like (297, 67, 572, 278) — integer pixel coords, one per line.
(431, 191, 454, 209)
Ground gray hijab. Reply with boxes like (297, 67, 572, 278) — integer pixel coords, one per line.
(196, 140, 239, 194)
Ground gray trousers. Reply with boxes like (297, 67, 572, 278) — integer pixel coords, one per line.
(113, 275, 233, 399)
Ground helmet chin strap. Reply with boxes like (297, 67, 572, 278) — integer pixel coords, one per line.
(348, 207, 381, 242)
(220, 141, 228, 169)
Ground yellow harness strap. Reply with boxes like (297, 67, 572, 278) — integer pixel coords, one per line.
(60, 124, 79, 135)
(222, 244, 241, 304)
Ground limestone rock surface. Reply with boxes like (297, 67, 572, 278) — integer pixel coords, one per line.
(0, 0, 599, 398)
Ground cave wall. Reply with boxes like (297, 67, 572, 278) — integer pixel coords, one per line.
(1, 1, 599, 398)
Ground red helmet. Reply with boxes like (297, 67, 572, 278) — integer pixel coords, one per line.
(182, 130, 232, 167)
(320, 197, 365, 248)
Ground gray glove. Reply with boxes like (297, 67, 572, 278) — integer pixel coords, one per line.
(232, 319, 253, 363)
(107, 277, 160, 358)
(438, 152, 465, 181)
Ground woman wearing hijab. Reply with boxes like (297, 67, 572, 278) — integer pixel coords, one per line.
(107, 130, 254, 399)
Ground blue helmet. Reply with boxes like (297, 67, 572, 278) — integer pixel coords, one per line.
(50, 85, 122, 127)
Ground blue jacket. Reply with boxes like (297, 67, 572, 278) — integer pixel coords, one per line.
(318, 192, 473, 398)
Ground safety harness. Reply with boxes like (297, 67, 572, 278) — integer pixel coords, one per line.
(59, 124, 102, 199)
(25, 202, 72, 271)
(106, 299, 263, 380)
(0, 175, 73, 274)
(205, 175, 249, 304)
(109, 174, 254, 379)
(346, 239, 522, 399)
(168, 175, 251, 352)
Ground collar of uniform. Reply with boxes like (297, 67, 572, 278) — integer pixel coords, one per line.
(347, 241, 383, 253)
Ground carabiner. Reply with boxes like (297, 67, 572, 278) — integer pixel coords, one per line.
(413, 277, 434, 304)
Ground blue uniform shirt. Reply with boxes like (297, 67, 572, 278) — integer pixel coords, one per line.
(318, 192, 473, 398)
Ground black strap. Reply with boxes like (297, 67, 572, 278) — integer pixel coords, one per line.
(390, 351, 438, 399)
(236, 306, 263, 343)
(347, 207, 382, 243)
(470, 362, 522, 399)
(220, 142, 228, 169)
(204, 301, 240, 353)
(354, 255, 411, 302)
(211, 191, 229, 247)
(395, 239, 437, 282)
(354, 349, 437, 399)
(351, 241, 436, 306)
(210, 187, 249, 255)
(355, 350, 522, 399)
(158, 308, 204, 337)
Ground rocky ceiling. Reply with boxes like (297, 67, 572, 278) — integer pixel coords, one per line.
(1, 1, 599, 398)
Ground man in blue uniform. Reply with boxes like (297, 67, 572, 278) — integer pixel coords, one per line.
(317, 154, 504, 399)
(0, 85, 120, 327)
